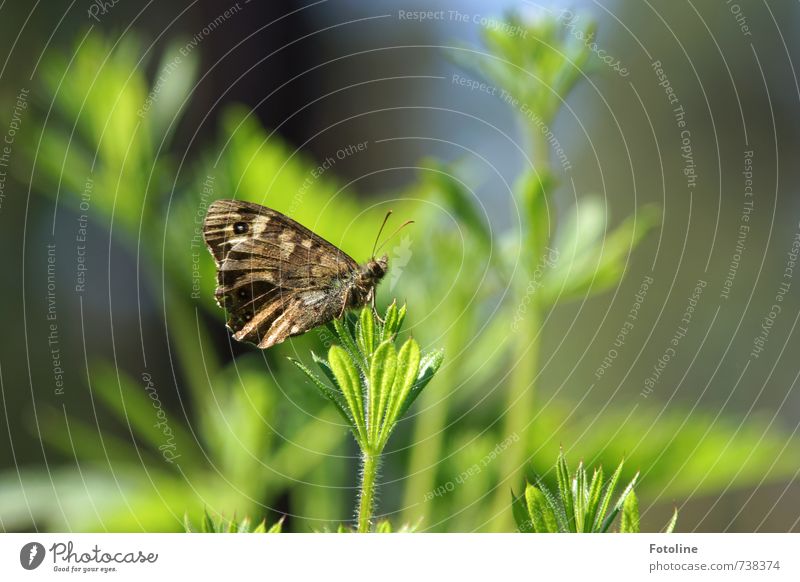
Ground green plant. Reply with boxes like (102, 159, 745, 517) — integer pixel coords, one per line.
(0, 31, 413, 532)
(4, 18, 800, 535)
(292, 303, 443, 532)
(452, 11, 660, 529)
(325, 519, 416, 533)
(513, 450, 677, 533)
(183, 510, 283, 533)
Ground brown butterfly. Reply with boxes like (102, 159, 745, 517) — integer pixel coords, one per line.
(203, 200, 406, 349)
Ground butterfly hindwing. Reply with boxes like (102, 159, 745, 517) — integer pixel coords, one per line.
(203, 199, 360, 348)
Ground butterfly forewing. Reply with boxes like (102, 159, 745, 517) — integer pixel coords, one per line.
(203, 199, 360, 349)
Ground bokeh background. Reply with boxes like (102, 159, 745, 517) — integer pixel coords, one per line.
(0, 0, 798, 532)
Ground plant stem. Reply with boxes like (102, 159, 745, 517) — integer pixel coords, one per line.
(485, 118, 552, 529)
(529, 124, 551, 176)
(357, 448, 380, 532)
(488, 298, 542, 530)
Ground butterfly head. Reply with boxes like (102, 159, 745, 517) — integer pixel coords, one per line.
(360, 254, 388, 284)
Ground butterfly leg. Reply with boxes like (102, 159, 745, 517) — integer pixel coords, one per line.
(370, 290, 386, 323)
(337, 289, 350, 319)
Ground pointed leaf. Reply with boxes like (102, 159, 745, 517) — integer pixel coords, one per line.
(543, 201, 659, 303)
(620, 489, 640, 533)
(380, 338, 421, 444)
(233, 517, 247, 533)
(396, 348, 444, 420)
(89, 363, 200, 466)
(369, 340, 397, 444)
(556, 450, 576, 532)
(584, 466, 604, 533)
(381, 301, 400, 341)
(592, 205, 660, 288)
(525, 484, 559, 533)
(663, 508, 678, 533)
(535, 480, 569, 532)
(202, 509, 215, 533)
(289, 357, 354, 429)
(600, 472, 639, 533)
(148, 38, 199, 144)
(311, 351, 340, 391)
(574, 461, 586, 532)
(396, 303, 407, 333)
(331, 318, 367, 374)
(425, 160, 491, 250)
(357, 307, 375, 359)
(512, 489, 534, 533)
(328, 345, 366, 443)
(595, 457, 624, 530)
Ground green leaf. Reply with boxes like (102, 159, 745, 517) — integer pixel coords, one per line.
(311, 351, 340, 391)
(185, 511, 280, 533)
(556, 450, 576, 532)
(368, 340, 397, 444)
(396, 348, 445, 420)
(543, 199, 659, 303)
(532, 403, 800, 500)
(381, 301, 400, 341)
(583, 205, 659, 297)
(663, 508, 678, 534)
(328, 345, 366, 444)
(89, 363, 200, 467)
(525, 484, 559, 533)
(199, 367, 276, 485)
(535, 480, 569, 532)
(545, 196, 606, 299)
(620, 490, 640, 533)
(452, 11, 593, 125)
(145, 38, 199, 146)
(232, 517, 247, 533)
(289, 357, 354, 429)
(38, 407, 156, 467)
(375, 520, 393, 533)
(331, 318, 367, 374)
(594, 458, 624, 531)
(396, 304, 407, 333)
(512, 489, 534, 533)
(380, 338, 421, 444)
(424, 159, 491, 250)
(600, 472, 639, 533)
(584, 467, 605, 533)
(202, 509, 215, 533)
(574, 461, 586, 532)
(357, 307, 376, 359)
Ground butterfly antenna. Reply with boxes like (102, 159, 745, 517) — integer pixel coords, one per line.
(371, 210, 393, 257)
(374, 220, 415, 255)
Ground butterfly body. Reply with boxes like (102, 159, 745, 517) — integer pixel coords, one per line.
(203, 199, 387, 349)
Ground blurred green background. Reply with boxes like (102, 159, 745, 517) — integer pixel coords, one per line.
(0, 0, 798, 532)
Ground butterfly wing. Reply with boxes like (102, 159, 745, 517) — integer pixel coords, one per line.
(203, 199, 358, 348)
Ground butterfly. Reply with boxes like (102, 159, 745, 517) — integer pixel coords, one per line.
(203, 199, 408, 349)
